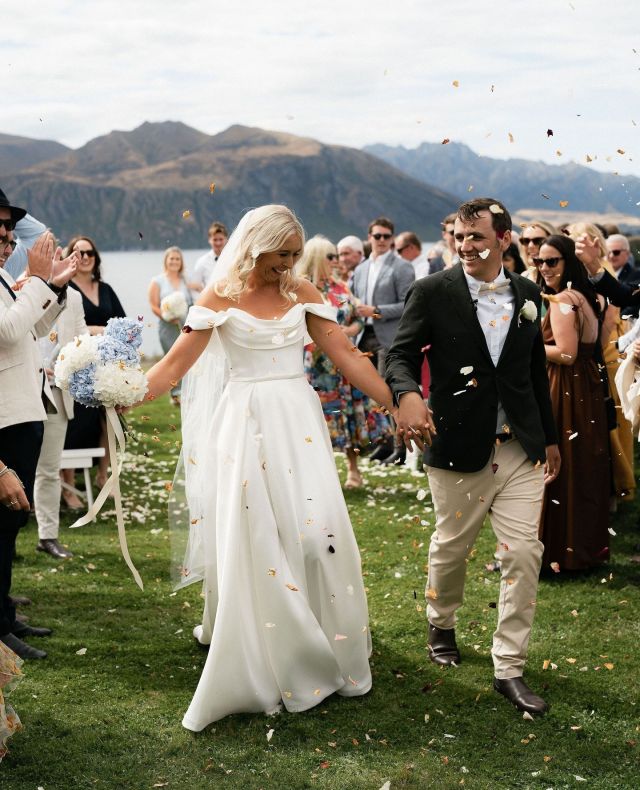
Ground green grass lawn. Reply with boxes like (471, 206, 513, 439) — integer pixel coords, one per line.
(3, 395, 640, 789)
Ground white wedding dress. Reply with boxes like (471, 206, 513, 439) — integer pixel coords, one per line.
(180, 302, 372, 731)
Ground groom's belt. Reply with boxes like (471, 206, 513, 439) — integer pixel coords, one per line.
(495, 432, 515, 445)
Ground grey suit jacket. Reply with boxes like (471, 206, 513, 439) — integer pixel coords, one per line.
(351, 252, 415, 349)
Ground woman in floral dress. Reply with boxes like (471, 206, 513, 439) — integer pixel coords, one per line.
(298, 236, 392, 488)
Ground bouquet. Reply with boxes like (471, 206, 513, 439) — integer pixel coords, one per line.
(161, 292, 188, 323)
(54, 317, 147, 589)
(54, 317, 148, 407)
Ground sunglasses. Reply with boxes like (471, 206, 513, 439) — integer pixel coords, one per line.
(74, 249, 96, 258)
(607, 249, 624, 257)
(327, 253, 338, 261)
(521, 236, 546, 247)
(532, 256, 563, 268)
(397, 245, 410, 253)
(0, 218, 16, 231)
(371, 233, 392, 241)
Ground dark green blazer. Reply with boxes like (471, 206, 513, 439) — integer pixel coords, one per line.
(385, 264, 557, 473)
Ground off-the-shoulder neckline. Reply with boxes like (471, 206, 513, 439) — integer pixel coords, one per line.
(190, 301, 332, 323)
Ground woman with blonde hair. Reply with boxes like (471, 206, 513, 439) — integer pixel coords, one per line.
(298, 236, 392, 489)
(148, 246, 193, 405)
(519, 220, 557, 279)
(137, 205, 409, 730)
(566, 222, 635, 506)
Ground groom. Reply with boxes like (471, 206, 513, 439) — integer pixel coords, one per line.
(385, 197, 560, 715)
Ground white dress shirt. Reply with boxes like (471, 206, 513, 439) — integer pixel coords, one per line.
(193, 251, 219, 289)
(463, 266, 514, 434)
(411, 252, 430, 279)
(365, 250, 390, 324)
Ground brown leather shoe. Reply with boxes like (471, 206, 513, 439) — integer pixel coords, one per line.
(494, 676, 548, 715)
(428, 623, 461, 666)
(9, 595, 32, 607)
(37, 538, 73, 559)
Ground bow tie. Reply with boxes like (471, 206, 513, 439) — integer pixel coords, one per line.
(477, 281, 511, 294)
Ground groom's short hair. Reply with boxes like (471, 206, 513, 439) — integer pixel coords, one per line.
(457, 198, 512, 236)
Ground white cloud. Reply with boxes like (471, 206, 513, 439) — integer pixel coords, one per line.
(5, 0, 640, 182)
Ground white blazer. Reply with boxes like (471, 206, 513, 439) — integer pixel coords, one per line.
(0, 270, 65, 430)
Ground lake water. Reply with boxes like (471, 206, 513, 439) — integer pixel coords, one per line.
(100, 248, 209, 358)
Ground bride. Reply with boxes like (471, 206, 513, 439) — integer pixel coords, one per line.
(142, 205, 419, 731)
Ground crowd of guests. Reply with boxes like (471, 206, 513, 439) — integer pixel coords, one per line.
(2, 182, 640, 751)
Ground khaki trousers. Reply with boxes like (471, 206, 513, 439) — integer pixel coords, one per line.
(426, 439, 545, 678)
(34, 388, 68, 540)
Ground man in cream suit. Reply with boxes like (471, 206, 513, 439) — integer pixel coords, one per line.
(0, 189, 78, 660)
(34, 286, 87, 559)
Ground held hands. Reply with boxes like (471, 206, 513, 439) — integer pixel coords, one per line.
(574, 234, 602, 276)
(395, 391, 436, 451)
(50, 247, 79, 286)
(543, 444, 561, 485)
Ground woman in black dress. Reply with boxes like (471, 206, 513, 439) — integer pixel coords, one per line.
(62, 236, 126, 505)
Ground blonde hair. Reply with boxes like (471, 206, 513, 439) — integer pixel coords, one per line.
(163, 246, 184, 273)
(215, 204, 305, 302)
(519, 219, 558, 267)
(296, 235, 336, 286)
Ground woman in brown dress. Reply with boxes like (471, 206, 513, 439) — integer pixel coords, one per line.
(536, 235, 611, 571)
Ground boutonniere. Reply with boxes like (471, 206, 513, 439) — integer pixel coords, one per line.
(518, 299, 538, 325)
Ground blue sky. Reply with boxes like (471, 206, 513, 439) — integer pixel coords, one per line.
(5, 0, 640, 180)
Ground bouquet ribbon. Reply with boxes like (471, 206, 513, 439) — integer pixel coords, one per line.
(69, 406, 144, 590)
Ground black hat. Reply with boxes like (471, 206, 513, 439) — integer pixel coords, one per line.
(0, 188, 27, 223)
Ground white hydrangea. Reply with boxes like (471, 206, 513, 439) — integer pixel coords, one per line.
(161, 292, 188, 322)
(93, 363, 148, 407)
(54, 334, 102, 389)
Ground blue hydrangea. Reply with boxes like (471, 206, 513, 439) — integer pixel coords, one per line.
(98, 336, 138, 366)
(68, 364, 98, 407)
(105, 317, 143, 350)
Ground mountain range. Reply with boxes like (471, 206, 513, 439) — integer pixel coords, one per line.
(1, 122, 458, 250)
(3, 123, 639, 251)
(364, 141, 640, 223)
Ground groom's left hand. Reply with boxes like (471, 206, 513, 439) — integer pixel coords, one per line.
(543, 444, 561, 484)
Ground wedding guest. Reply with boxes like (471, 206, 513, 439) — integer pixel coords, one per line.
(427, 213, 458, 271)
(386, 197, 559, 716)
(336, 235, 364, 287)
(1, 189, 78, 660)
(519, 220, 557, 273)
(33, 286, 87, 559)
(395, 232, 431, 279)
(148, 246, 193, 405)
(64, 235, 125, 494)
(297, 235, 392, 489)
(502, 242, 526, 274)
(567, 223, 635, 506)
(191, 221, 228, 292)
(351, 217, 414, 465)
(536, 235, 610, 570)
